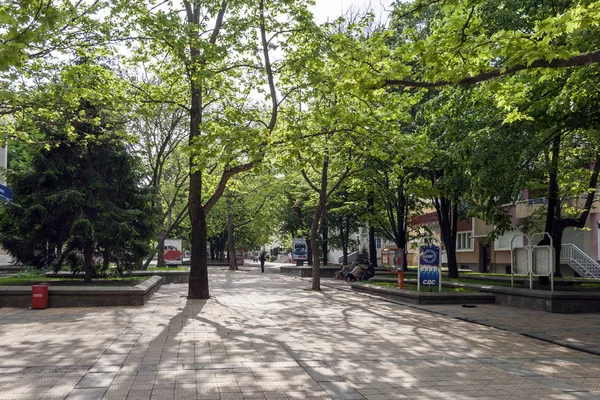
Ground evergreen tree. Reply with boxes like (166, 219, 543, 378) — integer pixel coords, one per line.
(0, 101, 156, 282)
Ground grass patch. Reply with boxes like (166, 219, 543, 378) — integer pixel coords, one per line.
(147, 266, 189, 271)
(0, 270, 150, 286)
(448, 277, 514, 287)
(448, 277, 600, 291)
(365, 281, 477, 293)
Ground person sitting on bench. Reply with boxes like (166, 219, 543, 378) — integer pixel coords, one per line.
(360, 263, 375, 281)
(346, 263, 363, 282)
(335, 264, 350, 280)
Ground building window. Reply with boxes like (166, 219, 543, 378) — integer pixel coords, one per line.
(375, 237, 382, 248)
(494, 230, 522, 250)
(456, 231, 473, 251)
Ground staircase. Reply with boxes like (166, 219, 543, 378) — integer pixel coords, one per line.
(338, 251, 359, 264)
(560, 243, 600, 278)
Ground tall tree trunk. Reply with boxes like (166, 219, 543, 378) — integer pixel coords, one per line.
(189, 190, 209, 299)
(541, 134, 561, 248)
(209, 238, 216, 260)
(397, 185, 409, 271)
(341, 216, 349, 265)
(84, 242, 93, 283)
(402, 203, 410, 272)
(310, 157, 329, 291)
(310, 201, 324, 290)
(306, 234, 312, 266)
(434, 197, 459, 278)
(368, 192, 378, 267)
(102, 247, 110, 271)
(227, 199, 238, 271)
(322, 207, 328, 265)
(187, 58, 209, 298)
(157, 232, 166, 267)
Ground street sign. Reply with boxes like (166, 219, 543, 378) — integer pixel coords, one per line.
(164, 238, 183, 265)
(0, 184, 13, 202)
(292, 238, 308, 261)
(418, 244, 442, 292)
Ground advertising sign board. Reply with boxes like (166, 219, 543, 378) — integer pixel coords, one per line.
(418, 244, 441, 291)
(419, 245, 440, 266)
(419, 265, 440, 286)
(164, 238, 183, 265)
(292, 238, 308, 261)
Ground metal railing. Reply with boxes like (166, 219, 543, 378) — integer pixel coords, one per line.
(560, 243, 600, 278)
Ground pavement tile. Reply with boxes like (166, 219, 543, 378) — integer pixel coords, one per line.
(65, 388, 107, 400)
(76, 372, 117, 388)
(2, 269, 600, 400)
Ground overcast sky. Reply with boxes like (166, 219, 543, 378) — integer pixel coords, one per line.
(310, 0, 394, 24)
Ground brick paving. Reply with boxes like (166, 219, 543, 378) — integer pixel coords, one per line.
(0, 269, 599, 399)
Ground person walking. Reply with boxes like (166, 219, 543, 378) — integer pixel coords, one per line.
(259, 252, 267, 273)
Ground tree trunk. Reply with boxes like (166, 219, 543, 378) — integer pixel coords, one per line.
(310, 202, 324, 290)
(209, 238, 216, 260)
(310, 153, 330, 291)
(157, 232, 166, 267)
(435, 197, 459, 278)
(541, 134, 561, 248)
(368, 192, 377, 267)
(188, 190, 209, 299)
(341, 216, 349, 265)
(187, 62, 209, 299)
(397, 186, 409, 271)
(102, 247, 109, 271)
(322, 206, 328, 265)
(227, 200, 238, 271)
(84, 242, 93, 283)
(306, 235, 312, 266)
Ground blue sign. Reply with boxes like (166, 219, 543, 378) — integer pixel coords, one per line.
(419, 245, 439, 266)
(0, 184, 12, 202)
(420, 266, 440, 286)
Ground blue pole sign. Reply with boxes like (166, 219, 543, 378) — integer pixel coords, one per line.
(418, 245, 441, 290)
(0, 184, 13, 202)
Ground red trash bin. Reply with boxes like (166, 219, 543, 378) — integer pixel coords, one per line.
(31, 284, 49, 309)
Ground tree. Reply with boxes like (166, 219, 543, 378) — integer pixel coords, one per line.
(0, 65, 156, 281)
(380, 0, 600, 89)
(326, 182, 364, 265)
(130, 102, 189, 269)
(369, 160, 417, 271)
(222, 174, 279, 270)
(121, 0, 315, 298)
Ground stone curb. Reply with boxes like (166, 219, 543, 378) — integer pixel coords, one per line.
(0, 275, 163, 307)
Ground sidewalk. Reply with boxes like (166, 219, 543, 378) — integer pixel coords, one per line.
(322, 278, 600, 357)
(0, 269, 598, 399)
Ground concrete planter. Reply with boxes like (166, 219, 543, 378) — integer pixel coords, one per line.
(0, 276, 162, 307)
(351, 282, 495, 305)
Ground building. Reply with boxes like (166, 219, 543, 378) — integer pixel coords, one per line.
(409, 193, 600, 277)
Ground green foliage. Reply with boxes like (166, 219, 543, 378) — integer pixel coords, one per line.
(0, 62, 157, 271)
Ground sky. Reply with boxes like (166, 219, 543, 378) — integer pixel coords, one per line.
(310, 0, 394, 24)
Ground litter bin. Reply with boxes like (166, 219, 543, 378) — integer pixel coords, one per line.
(31, 284, 49, 309)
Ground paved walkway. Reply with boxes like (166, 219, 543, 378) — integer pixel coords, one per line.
(0, 269, 599, 399)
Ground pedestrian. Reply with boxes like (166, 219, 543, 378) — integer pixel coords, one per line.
(259, 252, 267, 273)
